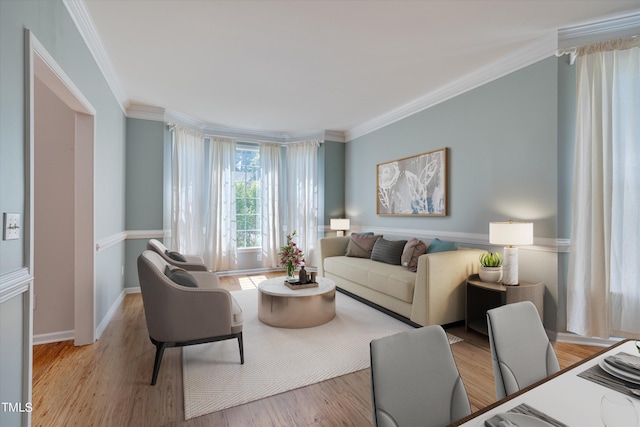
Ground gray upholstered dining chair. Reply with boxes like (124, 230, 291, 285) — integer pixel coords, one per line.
(370, 325, 471, 427)
(487, 301, 560, 399)
(137, 250, 244, 385)
(147, 238, 209, 271)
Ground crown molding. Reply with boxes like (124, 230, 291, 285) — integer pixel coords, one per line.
(558, 10, 640, 49)
(344, 31, 558, 142)
(127, 103, 345, 143)
(63, 0, 128, 113)
(67, 0, 638, 145)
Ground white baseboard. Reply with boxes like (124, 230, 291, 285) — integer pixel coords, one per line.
(554, 331, 622, 348)
(215, 267, 316, 277)
(125, 287, 140, 294)
(95, 288, 126, 340)
(33, 330, 74, 345)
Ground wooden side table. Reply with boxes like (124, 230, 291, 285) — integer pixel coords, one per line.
(465, 274, 544, 336)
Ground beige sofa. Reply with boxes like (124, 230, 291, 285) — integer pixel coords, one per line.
(318, 236, 486, 326)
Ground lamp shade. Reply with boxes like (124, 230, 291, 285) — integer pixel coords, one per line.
(489, 221, 533, 246)
(330, 218, 350, 231)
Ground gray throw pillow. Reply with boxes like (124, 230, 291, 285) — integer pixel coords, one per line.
(164, 265, 198, 287)
(371, 238, 408, 265)
(165, 249, 187, 262)
(346, 234, 382, 258)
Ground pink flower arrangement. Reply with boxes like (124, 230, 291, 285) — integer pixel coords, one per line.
(279, 231, 305, 277)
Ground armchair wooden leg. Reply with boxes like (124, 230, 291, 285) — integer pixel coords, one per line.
(237, 333, 244, 364)
(151, 340, 168, 385)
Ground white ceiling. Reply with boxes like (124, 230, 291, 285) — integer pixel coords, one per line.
(81, 0, 640, 139)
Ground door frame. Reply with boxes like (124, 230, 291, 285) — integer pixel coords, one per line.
(25, 29, 96, 347)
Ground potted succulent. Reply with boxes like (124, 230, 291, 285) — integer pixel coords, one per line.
(479, 252, 503, 283)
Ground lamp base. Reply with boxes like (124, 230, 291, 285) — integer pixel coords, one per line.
(502, 246, 519, 285)
(336, 230, 345, 237)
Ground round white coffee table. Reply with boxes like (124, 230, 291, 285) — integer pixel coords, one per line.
(257, 276, 336, 328)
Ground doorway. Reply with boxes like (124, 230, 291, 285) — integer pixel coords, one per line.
(28, 31, 95, 346)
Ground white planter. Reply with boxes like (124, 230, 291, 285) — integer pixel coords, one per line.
(479, 266, 503, 283)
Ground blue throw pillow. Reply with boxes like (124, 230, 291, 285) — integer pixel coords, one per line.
(426, 238, 458, 253)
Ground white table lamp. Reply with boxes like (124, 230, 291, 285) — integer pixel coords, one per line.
(330, 218, 350, 237)
(489, 220, 533, 285)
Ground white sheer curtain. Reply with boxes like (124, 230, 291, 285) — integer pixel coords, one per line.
(260, 143, 282, 268)
(567, 39, 640, 339)
(286, 140, 320, 267)
(204, 136, 238, 271)
(171, 126, 205, 255)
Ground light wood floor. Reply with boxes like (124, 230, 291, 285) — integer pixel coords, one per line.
(33, 273, 601, 426)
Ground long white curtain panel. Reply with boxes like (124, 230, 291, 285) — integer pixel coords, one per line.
(567, 39, 640, 339)
(286, 140, 320, 267)
(171, 126, 205, 256)
(260, 143, 283, 268)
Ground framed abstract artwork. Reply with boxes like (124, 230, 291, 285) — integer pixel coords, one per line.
(376, 147, 448, 216)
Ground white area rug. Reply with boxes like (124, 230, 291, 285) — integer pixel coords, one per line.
(182, 288, 462, 420)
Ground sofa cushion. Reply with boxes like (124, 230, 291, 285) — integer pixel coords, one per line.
(324, 256, 415, 303)
(371, 238, 407, 265)
(426, 238, 458, 253)
(346, 234, 382, 258)
(408, 241, 427, 272)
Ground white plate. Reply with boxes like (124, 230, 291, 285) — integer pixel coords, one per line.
(600, 359, 640, 385)
(478, 412, 555, 427)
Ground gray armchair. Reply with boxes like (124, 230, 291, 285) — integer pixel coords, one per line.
(137, 250, 244, 385)
(147, 238, 209, 271)
(370, 326, 471, 427)
(487, 301, 559, 399)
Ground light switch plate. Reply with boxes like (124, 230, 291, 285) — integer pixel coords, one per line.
(3, 213, 20, 240)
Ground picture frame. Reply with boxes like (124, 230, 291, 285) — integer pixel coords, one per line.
(376, 147, 448, 216)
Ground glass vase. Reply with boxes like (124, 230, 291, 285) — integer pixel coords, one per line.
(286, 263, 296, 280)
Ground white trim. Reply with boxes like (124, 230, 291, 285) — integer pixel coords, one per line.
(125, 229, 168, 240)
(0, 268, 32, 304)
(558, 11, 640, 50)
(33, 287, 139, 344)
(65, 1, 639, 145)
(95, 288, 125, 340)
(29, 29, 98, 347)
(95, 229, 169, 252)
(127, 103, 346, 143)
(216, 267, 279, 277)
(555, 331, 623, 348)
(31, 39, 95, 116)
(345, 31, 558, 141)
(351, 225, 570, 253)
(62, 0, 128, 113)
(95, 231, 127, 252)
(32, 330, 74, 346)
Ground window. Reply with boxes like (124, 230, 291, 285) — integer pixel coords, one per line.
(235, 145, 261, 248)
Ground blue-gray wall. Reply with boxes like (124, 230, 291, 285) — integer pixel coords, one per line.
(345, 57, 574, 332)
(322, 140, 346, 222)
(346, 57, 559, 236)
(557, 56, 577, 333)
(1, 2, 126, 424)
(124, 118, 168, 289)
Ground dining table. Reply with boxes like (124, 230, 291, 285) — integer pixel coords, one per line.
(450, 339, 640, 427)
